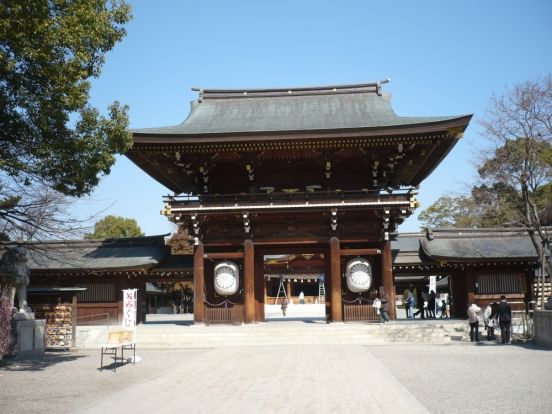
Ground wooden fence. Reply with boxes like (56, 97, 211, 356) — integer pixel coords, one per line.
(205, 304, 245, 325)
(343, 303, 379, 322)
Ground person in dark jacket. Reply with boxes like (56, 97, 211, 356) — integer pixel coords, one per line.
(440, 297, 448, 319)
(413, 289, 426, 319)
(497, 295, 512, 344)
(428, 290, 436, 318)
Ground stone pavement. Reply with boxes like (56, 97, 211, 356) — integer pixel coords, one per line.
(3, 342, 552, 414)
(80, 345, 428, 414)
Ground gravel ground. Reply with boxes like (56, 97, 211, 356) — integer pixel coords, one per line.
(1, 342, 551, 413)
(368, 342, 552, 414)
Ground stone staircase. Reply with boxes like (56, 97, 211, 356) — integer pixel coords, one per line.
(76, 320, 470, 349)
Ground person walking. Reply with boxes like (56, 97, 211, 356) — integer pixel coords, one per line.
(281, 298, 288, 316)
(413, 289, 426, 319)
(379, 292, 390, 324)
(497, 295, 512, 344)
(467, 303, 481, 342)
(404, 288, 414, 319)
(440, 297, 448, 318)
(421, 291, 429, 318)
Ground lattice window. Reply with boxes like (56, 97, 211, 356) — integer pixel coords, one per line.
(75, 283, 116, 303)
(476, 272, 522, 294)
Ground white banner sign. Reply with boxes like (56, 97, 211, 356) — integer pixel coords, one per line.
(429, 276, 436, 293)
(122, 289, 138, 329)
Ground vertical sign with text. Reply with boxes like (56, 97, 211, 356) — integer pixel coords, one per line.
(429, 276, 436, 293)
(122, 289, 138, 329)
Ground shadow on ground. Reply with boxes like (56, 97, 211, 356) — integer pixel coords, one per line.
(0, 351, 87, 372)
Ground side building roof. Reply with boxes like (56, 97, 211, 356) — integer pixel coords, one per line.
(393, 228, 538, 269)
(420, 228, 538, 262)
(0, 235, 171, 273)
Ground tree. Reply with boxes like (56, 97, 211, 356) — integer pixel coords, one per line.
(0, 0, 132, 240)
(479, 75, 552, 307)
(85, 215, 144, 239)
(1, 180, 93, 241)
(167, 227, 194, 255)
(418, 195, 478, 228)
(418, 184, 517, 229)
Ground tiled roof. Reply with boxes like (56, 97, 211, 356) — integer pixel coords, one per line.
(133, 81, 470, 136)
(0, 235, 170, 271)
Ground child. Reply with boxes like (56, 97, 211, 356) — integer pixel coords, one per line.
(484, 302, 498, 340)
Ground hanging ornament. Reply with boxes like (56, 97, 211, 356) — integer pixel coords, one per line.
(214, 261, 239, 296)
(345, 258, 372, 293)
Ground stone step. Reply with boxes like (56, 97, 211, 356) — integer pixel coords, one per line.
(77, 321, 470, 349)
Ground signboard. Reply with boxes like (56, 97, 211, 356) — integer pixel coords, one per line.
(122, 289, 138, 329)
(429, 276, 436, 293)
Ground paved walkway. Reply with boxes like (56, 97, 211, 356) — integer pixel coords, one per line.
(3, 342, 552, 413)
(81, 345, 428, 414)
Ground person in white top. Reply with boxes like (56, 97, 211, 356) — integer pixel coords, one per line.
(467, 303, 481, 342)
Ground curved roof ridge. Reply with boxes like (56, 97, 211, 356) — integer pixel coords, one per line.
(192, 79, 390, 100)
(425, 227, 531, 240)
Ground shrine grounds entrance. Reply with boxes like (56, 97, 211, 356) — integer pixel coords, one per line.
(195, 240, 394, 325)
(263, 251, 326, 322)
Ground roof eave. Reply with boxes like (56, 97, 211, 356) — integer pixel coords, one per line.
(130, 115, 473, 144)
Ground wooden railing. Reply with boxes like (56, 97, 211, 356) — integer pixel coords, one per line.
(205, 304, 245, 325)
(343, 304, 379, 322)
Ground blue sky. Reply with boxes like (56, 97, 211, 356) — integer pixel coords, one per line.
(84, 0, 552, 236)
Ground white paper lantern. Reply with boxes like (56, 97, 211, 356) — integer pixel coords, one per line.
(345, 258, 372, 293)
(214, 261, 239, 296)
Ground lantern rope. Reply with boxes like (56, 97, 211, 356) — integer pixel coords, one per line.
(341, 296, 372, 304)
(203, 298, 239, 307)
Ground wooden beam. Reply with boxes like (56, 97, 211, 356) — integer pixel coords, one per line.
(193, 242, 205, 324)
(340, 248, 381, 256)
(204, 252, 244, 259)
(329, 237, 342, 322)
(244, 239, 255, 324)
(251, 238, 332, 246)
(202, 236, 386, 247)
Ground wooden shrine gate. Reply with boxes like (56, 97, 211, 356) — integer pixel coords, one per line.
(192, 238, 396, 324)
(128, 81, 471, 325)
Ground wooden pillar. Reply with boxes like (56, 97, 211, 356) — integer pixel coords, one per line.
(137, 283, 146, 324)
(204, 260, 215, 305)
(329, 237, 342, 322)
(382, 240, 396, 320)
(71, 293, 77, 349)
(466, 268, 476, 306)
(118, 278, 128, 325)
(193, 242, 205, 324)
(254, 251, 265, 322)
(244, 239, 255, 323)
(324, 247, 331, 321)
(287, 279, 291, 300)
(451, 271, 467, 318)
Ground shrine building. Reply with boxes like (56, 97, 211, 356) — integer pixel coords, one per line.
(127, 80, 472, 324)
